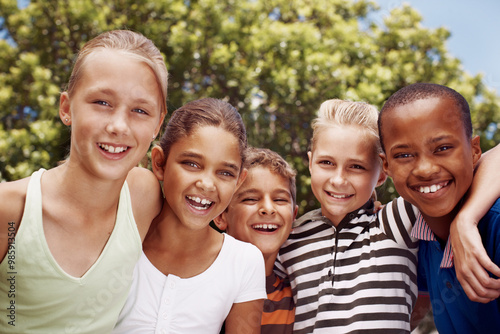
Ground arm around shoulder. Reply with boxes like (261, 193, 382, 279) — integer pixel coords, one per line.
(451, 143, 500, 302)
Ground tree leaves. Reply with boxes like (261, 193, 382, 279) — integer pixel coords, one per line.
(1, 0, 498, 212)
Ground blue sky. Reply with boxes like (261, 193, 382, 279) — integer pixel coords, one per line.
(376, 0, 500, 92)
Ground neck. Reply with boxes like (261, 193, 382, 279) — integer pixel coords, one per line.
(45, 163, 124, 216)
(144, 202, 217, 252)
(264, 251, 279, 276)
(421, 203, 462, 242)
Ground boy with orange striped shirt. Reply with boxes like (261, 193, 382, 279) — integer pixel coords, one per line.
(215, 147, 297, 333)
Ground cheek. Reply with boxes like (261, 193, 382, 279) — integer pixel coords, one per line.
(219, 182, 240, 203)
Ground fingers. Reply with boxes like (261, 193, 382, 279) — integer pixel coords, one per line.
(457, 263, 500, 303)
(454, 246, 500, 302)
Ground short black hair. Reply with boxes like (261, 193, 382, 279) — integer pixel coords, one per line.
(378, 83, 472, 152)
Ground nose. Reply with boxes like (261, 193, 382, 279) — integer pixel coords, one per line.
(105, 109, 130, 136)
(259, 197, 276, 216)
(413, 155, 440, 178)
(329, 168, 347, 186)
(196, 174, 216, 192)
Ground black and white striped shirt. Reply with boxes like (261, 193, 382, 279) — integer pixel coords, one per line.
(276, 198, 419, 333)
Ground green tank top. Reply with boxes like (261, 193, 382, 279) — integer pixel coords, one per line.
(0, 169, 142, 333)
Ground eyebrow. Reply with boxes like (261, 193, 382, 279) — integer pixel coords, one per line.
(428, 135, 455, 144)
(236, 187, 291, 199)
(235, 189, 259, 199)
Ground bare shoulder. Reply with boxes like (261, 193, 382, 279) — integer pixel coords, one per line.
(0, 177, 30, 259)
(127, 167, 162, 240)
(0, 178, 30, 221)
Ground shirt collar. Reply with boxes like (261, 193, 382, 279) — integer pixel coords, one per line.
(411, 212, 454, 268)
(292, 200, 375, 229)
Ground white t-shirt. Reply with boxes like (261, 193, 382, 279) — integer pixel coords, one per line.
(113, 233, 266, 334)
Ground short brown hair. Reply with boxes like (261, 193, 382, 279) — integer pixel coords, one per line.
(243, 147, 297, 205)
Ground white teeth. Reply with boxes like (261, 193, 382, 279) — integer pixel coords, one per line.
(419, 184, 443, 194)
(99, 143, 127, 153)
(187, 196, 213, 206)
(329, 193, 350, 199)
(253, 224, 279, 230)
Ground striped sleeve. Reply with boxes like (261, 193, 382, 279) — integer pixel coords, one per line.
(379, 197, 419, 249)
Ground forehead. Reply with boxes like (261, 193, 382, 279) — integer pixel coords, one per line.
(240, 167, 290, 192)
(314, 125, 379, 159)
(382, 97, 468, 147)
(383, 96, 464, 130)
(173, 126, 241, 161)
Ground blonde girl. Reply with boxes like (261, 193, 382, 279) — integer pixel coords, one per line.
(0, 30, 167, 333)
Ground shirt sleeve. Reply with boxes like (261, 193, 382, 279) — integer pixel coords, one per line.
(378, 196, 420, 249)
(234, 243, 267, 303)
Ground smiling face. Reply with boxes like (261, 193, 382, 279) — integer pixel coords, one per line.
(60, 49, 163, 181)
(153, 125, 244, 231)
(220, 166, 297, 259)
(308, 124, 386, 226)
(380, 96, 481, 221)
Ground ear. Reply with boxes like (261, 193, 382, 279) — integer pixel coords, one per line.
(471, 135, 482, 168)
(293, 205, 299, 221)
(213, 212, 228, 232)
(307, 151, 313, 174)
(153, 113, 166, 140)
(59, 92, 71, 125)
(236, 168, 248, 190)
(151, 146, 166, 181)
(376, 168, 388, 187)
(379, 152, 391, 178)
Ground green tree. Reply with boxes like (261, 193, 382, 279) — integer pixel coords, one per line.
(1, 0, 499, 213)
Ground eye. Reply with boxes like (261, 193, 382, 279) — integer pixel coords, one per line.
(219, 170, 236, 178)
(351, 164, 366, 170)
(94, 100, 110, 107)
(133, 108, 148, 115)
(242, 197, 258, 203)
(393, 152, 413, 159)
(275, 198, 290, 204)
(182, 161, 199, 169)
(318, 160, 333, 166)
(435, 145, 453, 153)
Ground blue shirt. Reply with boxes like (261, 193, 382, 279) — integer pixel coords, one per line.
(415, 198, 500, 334)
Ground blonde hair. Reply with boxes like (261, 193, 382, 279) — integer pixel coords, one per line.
(310, 99, 381, 155)
(66, 30, 168, 117)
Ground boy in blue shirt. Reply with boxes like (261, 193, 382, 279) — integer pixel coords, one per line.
(379, 82, 500, 333)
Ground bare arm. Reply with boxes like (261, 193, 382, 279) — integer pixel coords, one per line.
(0, 178, 29, 260)
(224, 299, 264, 334)
(410, 294, 431, 331)
(451, 144, 500, 302)
(127, 167, 163, 242)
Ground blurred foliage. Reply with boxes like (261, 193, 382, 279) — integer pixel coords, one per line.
(1, 0, 499, 214)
